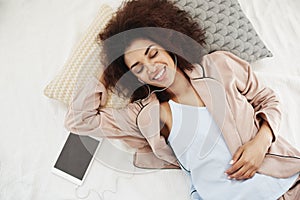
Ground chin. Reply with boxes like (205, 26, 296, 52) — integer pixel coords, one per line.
(153, 80, 174, 89)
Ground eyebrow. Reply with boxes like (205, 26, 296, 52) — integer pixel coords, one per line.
(144, 44, 154, 55)
(130, 44, 154, 69)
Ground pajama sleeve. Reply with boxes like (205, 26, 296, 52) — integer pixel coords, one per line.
(208, 51, 281, 142)
(64, 77, 141, 139)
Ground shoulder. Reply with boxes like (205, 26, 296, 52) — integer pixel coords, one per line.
(201, 51, 249, 69)
(200, 51, 250, 77)
(184, 51, 244, 79)
(203, 50, 247, 61)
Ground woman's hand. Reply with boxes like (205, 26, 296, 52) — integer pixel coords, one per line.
(225, 121, 273, 180)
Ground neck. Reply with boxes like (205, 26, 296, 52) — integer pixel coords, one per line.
(166, 69, 195, 103)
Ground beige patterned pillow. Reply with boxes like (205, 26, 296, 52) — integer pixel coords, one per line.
(43, 4, 129, 108)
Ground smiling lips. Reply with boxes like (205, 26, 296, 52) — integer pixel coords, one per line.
(152, 66, 166, 81)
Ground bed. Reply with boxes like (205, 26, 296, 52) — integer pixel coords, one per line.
(0, 0, 299, 199)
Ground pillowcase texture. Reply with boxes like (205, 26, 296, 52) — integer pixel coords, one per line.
(44, 4, 128, 107)
(172, 0, 272, 63)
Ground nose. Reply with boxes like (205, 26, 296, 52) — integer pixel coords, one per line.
(145, 62, 157, 74)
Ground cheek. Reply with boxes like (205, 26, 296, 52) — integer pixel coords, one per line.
(134, 73, 148, 83)
(168, 67, 177, 83)
(170, 71, 176, 83)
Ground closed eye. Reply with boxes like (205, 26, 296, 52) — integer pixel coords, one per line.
(134, 65, 144, 74)
(135, 50, 157, 74)
(131, 46, 158, 74)
(149, 49, 158, 58)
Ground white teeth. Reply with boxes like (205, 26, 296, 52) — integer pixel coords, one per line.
(154, 67, 165, 80)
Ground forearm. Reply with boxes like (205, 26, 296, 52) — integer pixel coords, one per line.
(253, 120, 273, 153)
(64, 77, 107, 134)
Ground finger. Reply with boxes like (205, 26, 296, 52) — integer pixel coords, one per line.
(225, 147, 244, 175)
(231, 147, 244, 164)
(236, 168, 255, 180)
(227, 153, 254, 179)
(225, 159, 244, 176)
(228, 165, 250, 179)
(250, 170, 256, 178)
(233, 164, 258, 180)
(243, 167, 257, 180)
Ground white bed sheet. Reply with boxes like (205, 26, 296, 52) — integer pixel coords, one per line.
(0, 0, 299, 199)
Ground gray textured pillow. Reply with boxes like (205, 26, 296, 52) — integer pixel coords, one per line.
(172, 0, 272, 63)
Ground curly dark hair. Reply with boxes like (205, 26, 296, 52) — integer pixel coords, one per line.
(98, 0, 206, 103)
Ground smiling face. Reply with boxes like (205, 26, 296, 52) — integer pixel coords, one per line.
(124, 39, 177, 88)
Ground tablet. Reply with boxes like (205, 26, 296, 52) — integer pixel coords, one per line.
(52, 132, 101, 185)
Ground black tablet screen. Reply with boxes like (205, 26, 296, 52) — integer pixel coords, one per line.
(54, 133, 100, 180)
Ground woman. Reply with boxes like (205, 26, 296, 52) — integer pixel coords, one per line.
(65, 0, 300, 199)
